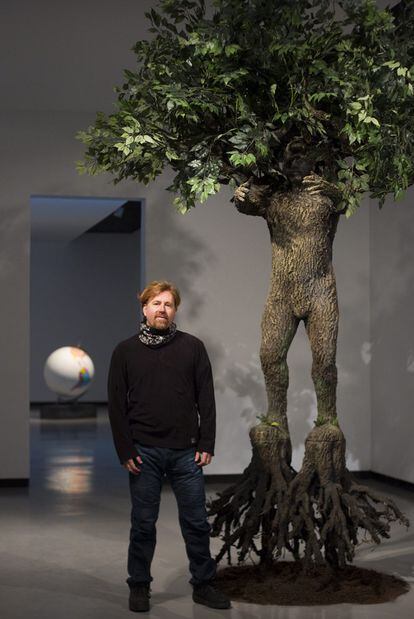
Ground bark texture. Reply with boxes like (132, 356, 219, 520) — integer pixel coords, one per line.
(208, 180, 409, 568)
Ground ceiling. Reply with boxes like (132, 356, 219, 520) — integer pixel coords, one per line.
(30, 195, 135, 242)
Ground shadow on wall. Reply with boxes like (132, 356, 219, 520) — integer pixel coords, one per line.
(209, 330, 318, 459)
(214, 350, 266, 424)
(149, 186, 270, 441)
(331, 211, 370, 466)
(370, 202, 414, 467)
(147, 194, 216, 323)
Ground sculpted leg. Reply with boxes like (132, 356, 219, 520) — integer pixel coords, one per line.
(305, 287, 338, 424)
(260, 299, 299, 432)
(208, 299, 298, 565)
(289, 286, 407, 567)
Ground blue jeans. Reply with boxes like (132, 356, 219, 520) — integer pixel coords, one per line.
(127, 443, 217, 587)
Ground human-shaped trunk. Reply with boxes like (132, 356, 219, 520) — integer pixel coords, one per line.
(208, 179, 408, 568)
(260, 186, 341, 429)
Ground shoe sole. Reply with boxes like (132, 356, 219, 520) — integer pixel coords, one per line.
(193, 594, 231, 609)
(129, 601, 150, 612)
(128, 602, 150, 613)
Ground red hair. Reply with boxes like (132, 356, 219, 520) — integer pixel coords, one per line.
(139, 280, 181, 309)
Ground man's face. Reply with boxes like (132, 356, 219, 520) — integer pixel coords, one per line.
(143, 290, 177, 330)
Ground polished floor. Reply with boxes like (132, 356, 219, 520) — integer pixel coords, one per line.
(0, 407, 413, 618)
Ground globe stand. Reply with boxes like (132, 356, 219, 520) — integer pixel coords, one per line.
(40, 401, 97, 419)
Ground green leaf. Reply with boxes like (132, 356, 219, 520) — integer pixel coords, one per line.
(166, 149, 179, 161)
(225, 44, 240, 57)
(173, 196, 190, 214)
(363, 116, 380, 127)
(142, 135, 157, 144)
(383, 60, 400, 70)
(77, 0, 414, 215)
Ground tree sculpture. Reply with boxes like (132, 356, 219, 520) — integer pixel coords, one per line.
(78, 0, 413, 568)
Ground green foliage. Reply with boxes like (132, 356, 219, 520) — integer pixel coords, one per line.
(314, 416, 339, 426)
(78, 0, 414, 215)
(256, 414, 280, 427)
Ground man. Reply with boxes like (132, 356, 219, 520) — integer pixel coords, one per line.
(107, 280, 231, 612)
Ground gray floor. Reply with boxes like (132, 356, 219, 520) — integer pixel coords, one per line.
(0, 408, 413, 618)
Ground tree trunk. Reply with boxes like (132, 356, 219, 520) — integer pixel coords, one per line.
(208, 184, 408, 567)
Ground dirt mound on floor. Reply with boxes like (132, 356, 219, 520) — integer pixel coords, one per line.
(215, 561, 409, 605)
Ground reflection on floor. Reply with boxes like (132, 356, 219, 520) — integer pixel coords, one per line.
(0, 407, 413, 618)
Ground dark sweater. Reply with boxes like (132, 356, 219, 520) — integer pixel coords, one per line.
(107, 330, 216, 463)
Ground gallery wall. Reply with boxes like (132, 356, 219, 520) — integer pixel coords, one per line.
(0, 111, 144, 480)
(2, 0, 406, 481)
(0, 106, 371, 481)
(370, 190, 414, 484)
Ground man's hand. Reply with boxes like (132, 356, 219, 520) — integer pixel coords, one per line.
(123, 455, 143, 475)
(195, 451, 212, 467)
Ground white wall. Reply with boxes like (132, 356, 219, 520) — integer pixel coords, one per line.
(0, 131, 30, 480)
(0, 0, 375, 479)
(0, 110, 144, 480)
(30, 232, 141, 402)
(370, 188, 414, 484)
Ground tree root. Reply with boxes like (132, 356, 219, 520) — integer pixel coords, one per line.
(208, 422, 409, 569)
(288, 424, 410, 568)
(207, 423, 295, 564)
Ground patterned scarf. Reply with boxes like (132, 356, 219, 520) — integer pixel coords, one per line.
(138, 319, 177, 348)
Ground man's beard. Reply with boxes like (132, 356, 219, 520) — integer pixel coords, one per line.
(153, 316, 169, 328)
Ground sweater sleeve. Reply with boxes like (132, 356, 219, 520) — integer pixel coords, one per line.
(194, 340, 216, 455)
(107, 345, 138, 464)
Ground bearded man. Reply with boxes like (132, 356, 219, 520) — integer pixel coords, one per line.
(107, 280, 230, 612)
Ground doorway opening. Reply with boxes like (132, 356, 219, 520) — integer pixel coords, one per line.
(30, 195, 145, 405)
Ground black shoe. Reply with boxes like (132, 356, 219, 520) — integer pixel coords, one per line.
(192, 582, 231, 609)
(129, 583, 151, 612)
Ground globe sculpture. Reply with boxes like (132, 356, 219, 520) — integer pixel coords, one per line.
(44, 346, 95, 401)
